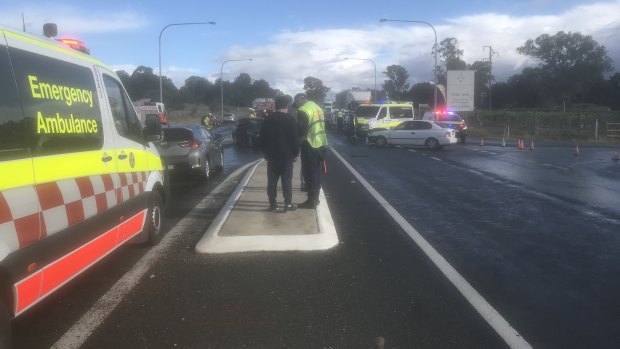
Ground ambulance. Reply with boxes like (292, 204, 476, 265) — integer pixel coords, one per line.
(354, 102, 415, 135)
(0, 25, 166, 345)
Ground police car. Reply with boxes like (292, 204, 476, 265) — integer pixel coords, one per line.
(0, 25, 166, 345)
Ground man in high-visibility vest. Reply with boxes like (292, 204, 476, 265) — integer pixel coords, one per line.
(293, 93, 328, 209)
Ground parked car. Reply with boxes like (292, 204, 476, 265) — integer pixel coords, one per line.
(232, 117, 263, 148)
(223, 113, 236, 122)
(422, 110, 468, 143)
(156, 124, 224, 180)
(367, 120, 457, 150)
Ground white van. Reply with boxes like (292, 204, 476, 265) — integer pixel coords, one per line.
(354, 103, 415, 134)
(0, 25, 166, 345)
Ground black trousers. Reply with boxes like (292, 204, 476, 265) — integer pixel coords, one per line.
(300, 142, 324, 201)
(267, 159, 294, 205)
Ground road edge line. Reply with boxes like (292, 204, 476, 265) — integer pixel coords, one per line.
(330, 148, 533, 349)
(50, 160, 259, 349)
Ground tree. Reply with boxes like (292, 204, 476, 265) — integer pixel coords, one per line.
(406, 82, 434, 106)
(435, 38, 467, 85)
(517, 31, 614, 106)
(303, 76, 330, 103)
(382, 65, 409, 100)
(468, 61, 492, 108)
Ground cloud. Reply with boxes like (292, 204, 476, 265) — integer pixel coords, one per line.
(0, 5, 146, 34)
(215, 0, 620, 95)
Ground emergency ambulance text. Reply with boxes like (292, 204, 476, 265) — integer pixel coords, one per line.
(37, 111, 98, 134)
(28, 75, 94, 108)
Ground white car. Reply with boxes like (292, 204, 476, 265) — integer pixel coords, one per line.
(367, 120, 458, 150)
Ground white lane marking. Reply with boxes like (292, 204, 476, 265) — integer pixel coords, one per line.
(330, 148, 533, 349)
(431, 157, 442, 161)
(408, 149, 417, 153)
(195, 160, 338, 253)
(51, 161, 258, 349)
(468, 169, 484, 175)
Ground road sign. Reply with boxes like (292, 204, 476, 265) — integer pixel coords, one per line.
(447, 70, 475, 111)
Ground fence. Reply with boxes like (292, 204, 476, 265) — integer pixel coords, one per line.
(463, 110, 620, 141)
(608, 122, 620, 138)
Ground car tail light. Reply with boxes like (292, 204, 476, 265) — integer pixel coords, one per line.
(179, 140, 201, 148)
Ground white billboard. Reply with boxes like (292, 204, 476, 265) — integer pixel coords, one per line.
(447, 70, 475, 112)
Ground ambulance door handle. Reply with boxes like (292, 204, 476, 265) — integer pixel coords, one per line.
(118, 152, 128, 160)
(101, 153, 113, 163)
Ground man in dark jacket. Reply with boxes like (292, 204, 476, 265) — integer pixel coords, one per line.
(260, 95, 299, 212)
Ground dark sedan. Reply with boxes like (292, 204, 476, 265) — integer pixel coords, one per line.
(156, 124, 224, 180)
(232, 117, 263, 148)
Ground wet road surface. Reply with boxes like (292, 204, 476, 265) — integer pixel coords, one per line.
(11, 131, 620, 348)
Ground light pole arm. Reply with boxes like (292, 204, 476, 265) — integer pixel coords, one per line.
(344, 57, 377, 103)
(220, 58, 252, 119)
(380, 19, 438, 108)
(159, 21, 215, 103)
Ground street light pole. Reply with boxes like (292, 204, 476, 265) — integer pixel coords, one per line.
(380, 19, 438, 109)
(344, 57, 377, 103)
(220, 58, 253, 120)
(159, 21, 216, 103)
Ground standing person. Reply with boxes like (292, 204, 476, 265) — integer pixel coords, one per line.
(202, 113, 212, 130)
(260, 95, 299, 212)
(293, 93, 328, 208)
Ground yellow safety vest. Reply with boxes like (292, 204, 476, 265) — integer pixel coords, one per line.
(299, 101, 328, 148)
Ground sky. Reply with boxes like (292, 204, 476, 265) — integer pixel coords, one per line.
(2, 0, 619, 97)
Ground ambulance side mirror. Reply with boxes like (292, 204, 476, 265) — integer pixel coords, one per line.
(144, 114, 163, 142)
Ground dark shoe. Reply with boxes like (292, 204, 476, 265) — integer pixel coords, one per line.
(269, 203, 278, 211)
(298, 199, 317, 209)
(284, 203, 297, 212)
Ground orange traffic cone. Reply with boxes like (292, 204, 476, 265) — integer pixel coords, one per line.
(480, 138, 484, 146)
(517, 139, 521, 149)
(613, 151, 619, 161)
(529, 140, 535, 150)
(519, 139, 525, 150)
(574, 145, 580, 156)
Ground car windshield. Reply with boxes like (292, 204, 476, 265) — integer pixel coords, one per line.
(162, 128, 193, 141)
(355, 106, 380, 118)
(436, 113, 462, 122)
(390, 107, 413, 118)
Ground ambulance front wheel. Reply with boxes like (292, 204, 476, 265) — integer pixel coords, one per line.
(146, 191, 164, 245)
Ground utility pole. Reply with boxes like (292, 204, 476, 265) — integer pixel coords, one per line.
(483, 46, 498, 109)
(22, 13, 26, 32)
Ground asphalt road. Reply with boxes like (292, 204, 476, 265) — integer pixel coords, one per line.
(10, 130, 620, 348)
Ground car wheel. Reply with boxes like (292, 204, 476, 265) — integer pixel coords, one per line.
(146, 191, 164, 245)
(376, 136, 388, 147)
(216, 150, 224, 172)
(425, 138, 440, 150)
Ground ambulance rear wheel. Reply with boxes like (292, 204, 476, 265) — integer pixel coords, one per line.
(146, 191, 164, 245)
(0, 300, 10, 349)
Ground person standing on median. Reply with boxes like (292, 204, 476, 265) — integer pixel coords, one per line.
(260, 95, 299, 212)
(293, 93, 328, 209)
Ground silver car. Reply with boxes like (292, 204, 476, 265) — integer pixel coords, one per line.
(157, 124, 224, 180)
